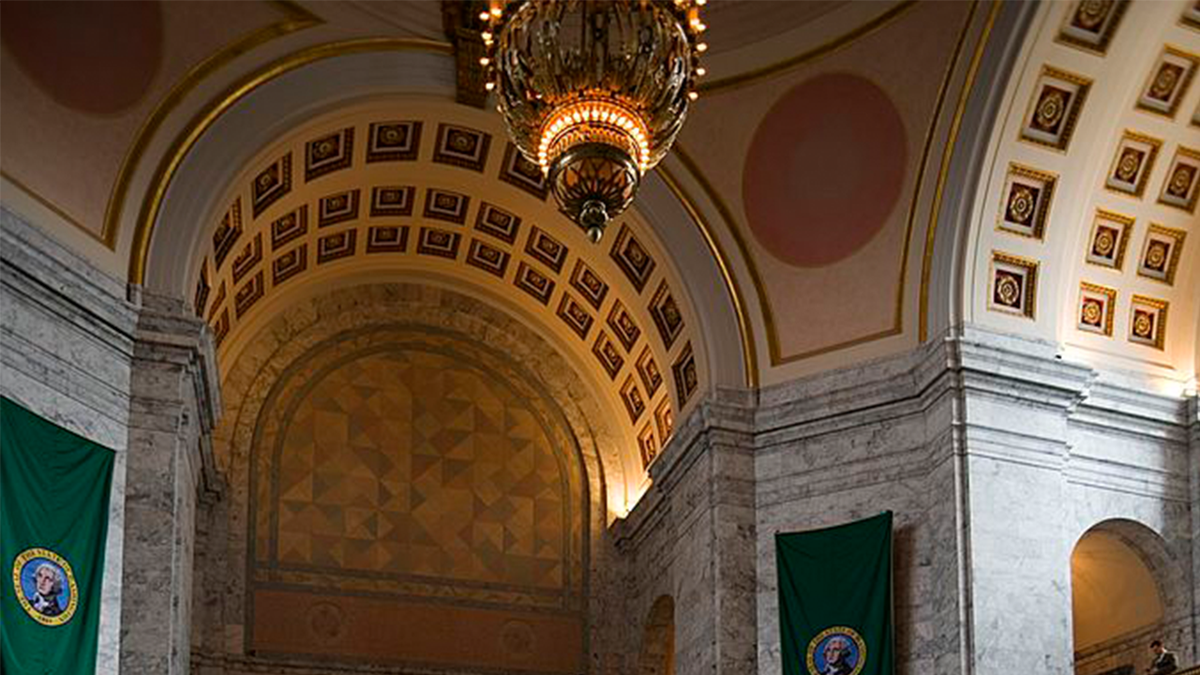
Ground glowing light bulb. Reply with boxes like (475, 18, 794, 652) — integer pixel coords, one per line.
(490, 7, 502, 17)
(479, 57, 490, 66)
(688, 91, 698, 100)
(479, 11, 490, 21)
(485, 81, 495, 90)
(696, 67, 706, 76)
(696, 42, 707, 52)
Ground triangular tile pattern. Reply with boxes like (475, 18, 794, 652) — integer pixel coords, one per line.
(261, 349, 568, 592)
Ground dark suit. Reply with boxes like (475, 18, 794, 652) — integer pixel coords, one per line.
(1151, 650, 1178, 675)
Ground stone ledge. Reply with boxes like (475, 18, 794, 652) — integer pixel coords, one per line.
(1, 206, 136, 340)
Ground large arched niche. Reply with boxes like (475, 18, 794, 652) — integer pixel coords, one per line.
(1070, 519, 1191, 674)
(199, 280, 619, 672)
(637, 595, 675, 675)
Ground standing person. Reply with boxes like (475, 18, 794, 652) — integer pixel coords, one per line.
(1148, 640, 1178, 675)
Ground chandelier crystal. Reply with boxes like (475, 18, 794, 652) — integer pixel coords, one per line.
(484, 0, 706, 242)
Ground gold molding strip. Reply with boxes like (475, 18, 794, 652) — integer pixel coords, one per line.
(674, 0, 982, 367)
(102, 1, 322, 251)
(129, 37, 454, 284)
(918, 0, 1002, 342)
(698, 1, 917, 95)
(656, 164, 758, 389)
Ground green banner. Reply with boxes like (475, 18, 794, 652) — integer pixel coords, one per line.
(2, 397, 114, 675)
(776, 511, 893, 675)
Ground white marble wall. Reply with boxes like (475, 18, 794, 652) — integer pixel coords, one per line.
(1, 208, 137, 675)
(619, 325, 1196, 675)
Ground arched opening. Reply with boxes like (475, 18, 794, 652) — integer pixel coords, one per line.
(1071, 520, 1187, 675)
(638, 595, 675, 675)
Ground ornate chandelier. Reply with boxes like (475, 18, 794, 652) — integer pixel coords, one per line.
(482, 0, 706, 242)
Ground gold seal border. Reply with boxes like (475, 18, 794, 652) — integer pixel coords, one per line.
(805, 625, 867, 675)
(11, 547, 79, 627)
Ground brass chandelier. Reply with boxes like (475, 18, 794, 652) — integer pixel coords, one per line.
(482, 0, 707, 242)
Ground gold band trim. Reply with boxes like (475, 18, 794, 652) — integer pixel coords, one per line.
(698, 1, 917, 95)
(918, 0, 1002, 342)
(129, 37, 454, 284)
(104, 1, 321, 251)
(656, 164, 758, 389)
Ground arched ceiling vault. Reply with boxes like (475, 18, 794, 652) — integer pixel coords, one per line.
(964, 0, 1200, 393)
(176, 99, 718, 515)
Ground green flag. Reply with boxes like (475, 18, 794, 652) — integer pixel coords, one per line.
(776, 511, 893, 675)
(2, 397, 114, 675)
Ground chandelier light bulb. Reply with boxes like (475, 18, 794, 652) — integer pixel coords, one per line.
(488, 0, 703, 241)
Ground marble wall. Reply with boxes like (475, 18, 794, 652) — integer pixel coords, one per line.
(2, 208, 136, 674)
(618, 326, 1198, 675)
(2, 209, 219, 675)
(5, 205, 1199, 675)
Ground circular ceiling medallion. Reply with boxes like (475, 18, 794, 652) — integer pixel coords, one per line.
(743, 72, 908, 267)
(1, 1, 162, 115)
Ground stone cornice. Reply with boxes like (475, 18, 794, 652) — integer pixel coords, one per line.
(1, 207, 137, 350)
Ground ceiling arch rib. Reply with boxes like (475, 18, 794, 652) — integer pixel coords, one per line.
(178, 99, 730, 514)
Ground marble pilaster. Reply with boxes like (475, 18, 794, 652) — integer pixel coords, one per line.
(120, 292, 220, 675)
(615, 389, 757, 675)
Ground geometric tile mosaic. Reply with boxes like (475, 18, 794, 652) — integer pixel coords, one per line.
(249, 338, 584, 611)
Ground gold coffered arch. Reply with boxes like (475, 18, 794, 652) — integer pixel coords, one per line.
(175, 99, 724, 511)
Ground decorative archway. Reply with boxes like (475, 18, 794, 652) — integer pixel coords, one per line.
(1071, 519, 1192, 675)
(638, 595, 675, 675)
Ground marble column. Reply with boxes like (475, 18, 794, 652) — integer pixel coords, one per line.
(120, 292, 220, 675)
